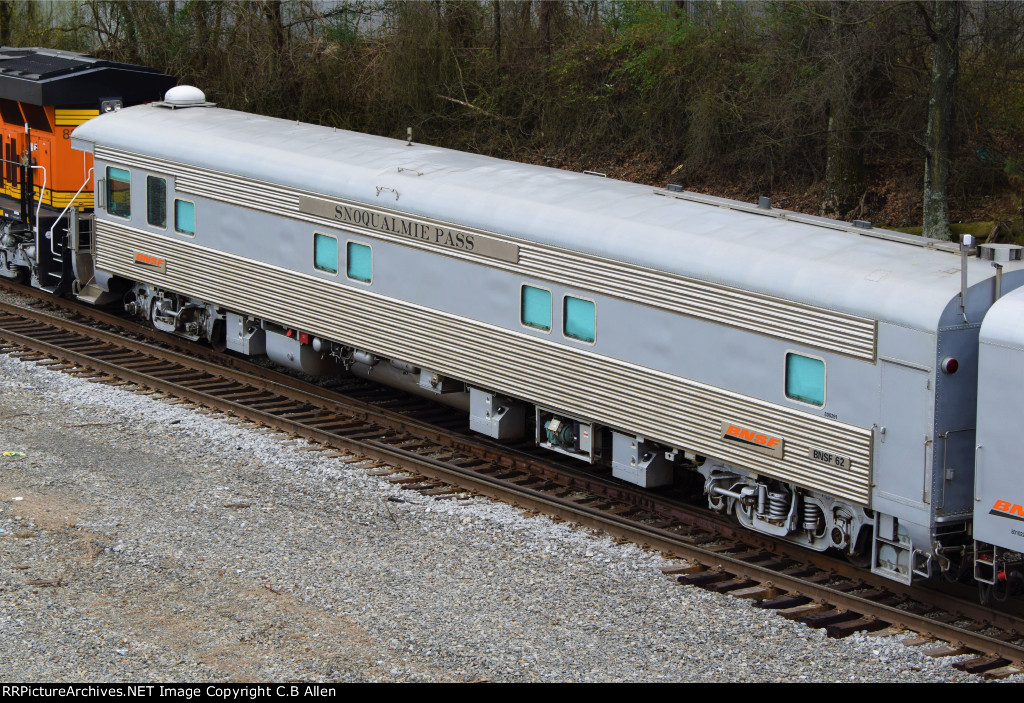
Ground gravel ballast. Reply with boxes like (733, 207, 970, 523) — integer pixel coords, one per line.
(0, 346, 1012, 682)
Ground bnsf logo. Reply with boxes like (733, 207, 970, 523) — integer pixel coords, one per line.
(990, 500, 1024, 523)
(724, 424, 782, 449)
(134, 253, 165, 268)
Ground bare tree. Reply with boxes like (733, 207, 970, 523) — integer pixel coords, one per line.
(821, 2, 868, 220)
(539, 0, 556, 56)
(492, 0, 501, 65)
(922, 0, 960, 240)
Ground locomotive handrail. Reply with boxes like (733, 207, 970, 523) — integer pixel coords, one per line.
(34, 164, 46, 235)
(47, 167, 93, 255)
(0, 156, 46, 229)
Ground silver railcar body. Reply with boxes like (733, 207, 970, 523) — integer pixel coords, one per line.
(70, 99, 1024, 584)
(976, 284, 1024, 586)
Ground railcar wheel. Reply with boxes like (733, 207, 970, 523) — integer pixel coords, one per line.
(210, 318, 226, 352)
(0, 256, 27, 284)
(843, 528, 872, 568)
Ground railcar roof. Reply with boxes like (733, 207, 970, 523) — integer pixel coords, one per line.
(73, 104, 1019, 332)
(981, 286, 1024, 350)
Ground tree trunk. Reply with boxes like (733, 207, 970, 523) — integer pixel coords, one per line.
(0, 2, 12, 46)
(823, 104, 865, 220)
(264, 0, 286, 56)
(519, 1, 531, 29)
(493, 0, 501, 65)
(821, 2, 866, 221)
(539, 0, 555, 56)
(922, 0, 960, 241)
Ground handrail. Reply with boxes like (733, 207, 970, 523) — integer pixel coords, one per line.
(0, 156, 47, 231)
(47, 167, 93, 256)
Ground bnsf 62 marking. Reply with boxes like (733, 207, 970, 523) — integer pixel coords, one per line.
(809, 448, 850, 470)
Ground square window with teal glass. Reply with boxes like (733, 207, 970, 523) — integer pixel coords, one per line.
(107, 166, 131, 218)
(563, 296, 596, 343)
(785, 353, 825, 406)
(174, 199, 195, 235)
(314, 233, 339, 274)
(521, 285, 551, 331)
(347, 241, 372, 283)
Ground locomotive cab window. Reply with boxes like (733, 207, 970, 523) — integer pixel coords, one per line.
(785, 353, 825, 406)
(106, 166, 131, 219)
(314, 233, 338, 274)
(147, 176, 166, 228)
(20, 103, 51, 133)
(174, 199, 195, 236)
(347, 241, 372, 283)
(521, 285, 552, 332)
(563, 296, 596, 344)
(0, 99, 21, 126)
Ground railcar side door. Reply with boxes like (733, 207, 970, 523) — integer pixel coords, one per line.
(875, 361, 933, 506)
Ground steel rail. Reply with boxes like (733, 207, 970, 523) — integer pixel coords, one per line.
(0, 301, 995, 584)
(2, 318, 1024, 665)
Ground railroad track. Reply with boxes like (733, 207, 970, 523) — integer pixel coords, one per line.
(1, 283, 1023, 678)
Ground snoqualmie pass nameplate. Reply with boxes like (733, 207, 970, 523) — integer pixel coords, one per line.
(299, 195, 519, 264)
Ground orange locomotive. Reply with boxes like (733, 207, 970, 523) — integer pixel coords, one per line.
(0, 47, 174, 292)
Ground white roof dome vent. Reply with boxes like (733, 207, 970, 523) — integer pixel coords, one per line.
(160, 85, 214, 109)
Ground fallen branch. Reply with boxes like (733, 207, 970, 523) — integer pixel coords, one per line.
(437, 94, 508, 122)
(25, 571, 65, 587)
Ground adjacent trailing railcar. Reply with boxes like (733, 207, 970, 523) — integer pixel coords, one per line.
(0, 47, 174, 293)
(975, 280, 1024, 597)
(65, 86, 1024, 588)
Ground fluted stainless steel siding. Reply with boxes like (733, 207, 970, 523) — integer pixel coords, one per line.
(95, 146, 878, 361)
(96, 220, 874, 504)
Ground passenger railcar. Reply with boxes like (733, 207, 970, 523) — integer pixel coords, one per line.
(975, 284, 1024, 597)
(61, 86, 1024, 589)
(2, 64, 1022, 591)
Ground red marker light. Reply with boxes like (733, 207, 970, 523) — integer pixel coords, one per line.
(299, 332, 310, 345)
(940, 357, 958, 374)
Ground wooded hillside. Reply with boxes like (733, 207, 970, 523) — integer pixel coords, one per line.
(8, 1, 1024, 238)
